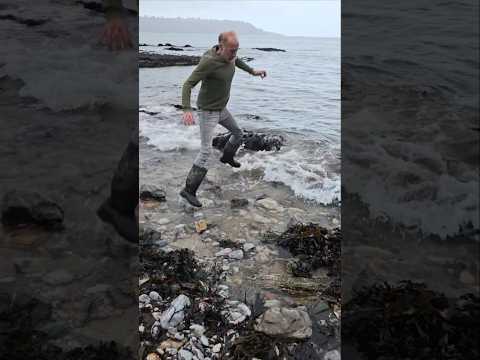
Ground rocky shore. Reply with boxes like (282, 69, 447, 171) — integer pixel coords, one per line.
(140, 53, 201, 68)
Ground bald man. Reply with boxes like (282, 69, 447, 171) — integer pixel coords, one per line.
(180, 31, 267, 207)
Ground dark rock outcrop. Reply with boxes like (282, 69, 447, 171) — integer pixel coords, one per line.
(140, 185, 166, 202)
(1, 190, 64, 230)
(253, 47, 286, 52)
(165, 46, 184, 51)
(212, 130, 285, 152)
(139, 52, 200, 68)
(184, 44, 192, 48)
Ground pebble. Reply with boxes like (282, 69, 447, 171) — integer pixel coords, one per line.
(324, 349, 340, 360)
(190, 324, 206, 336)
(200, 335, 209, 347)
(146, 353, 160, 360)
(212, 344, 221, 353)
(178, 349, 194, 360)
(149, 291, 161, 301)
(229, 249, 244, 260)
(243, 243, 255, 252)
(139, 294, 151, 304)
(215, 248, 232, 257)
(255, 198, 280, 211)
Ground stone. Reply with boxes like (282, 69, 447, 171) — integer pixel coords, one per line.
(178, 349, 194, 360)
(243, 243, 255, 252)
(200, 335, 209, 347)
(195, 220, 208, 233)
(253, 47, 286, 52)
(1, 190, 64, 229)
(146, 353, 160, 360)
(255, 198, 280, 211)
(139, 294, 151, 304)
(190, 324, 206, 336)
(231, 198, 249, 208)
(149, 291, 161, 301)
(140, 184, 166, 201)
(159, 339, 185, 350)
(212, 344, 221, 353)
(159, 294, 191, 329)
(229, 249, 244, 260)
(254, 307, 312, 339)
(323, 349, 340, 360)
(215, 248, 232, 257)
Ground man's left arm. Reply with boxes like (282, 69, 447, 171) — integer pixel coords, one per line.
(235, 58, 267, 78)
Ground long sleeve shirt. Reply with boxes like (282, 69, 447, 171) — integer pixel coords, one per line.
(182, 45, 255, 111)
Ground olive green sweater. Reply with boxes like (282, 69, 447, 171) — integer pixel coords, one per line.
(182, 46, 255, 111)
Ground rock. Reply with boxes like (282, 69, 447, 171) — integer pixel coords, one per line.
(231, 198, 249, 208)
(254, 307, 312, 339)
(157, 43, 163, 46)
(287, 215, 303, 228)
(223, 301, 251, 324)
(264, 299, 282, 308)
(459, 270, 475, 285)
(44, 269, 74, 285)
(200, 335, 209, 347)
(159, 294, 191, 329)
(215, 248, 232, 257)
(323, 349, 340, 360)
(139, 52, 201, 68)
(255, 198, 280, 211)
(165, 43, 173, 46)
(195, 220, 208, 233)
(229, 249, 244, 260)
(146, 353, 160, 360)
(139, 294, 151, 304)
(243, 243, 255, 252)
(253, 47, 286, 52)
(212, 344, 222, 353)
(140, 184, 166, 201)
(240, 56, 254, 62)
(178, 349, 194, 360)
(184, 44, 192, 47)
(149, 291, 161, 302)
(189, 324, 206, 336)
(1, 190, 64, 229)
(212, 130, 285, 152)
(159, 339, 184, 350)
(165, 46, 184, 51)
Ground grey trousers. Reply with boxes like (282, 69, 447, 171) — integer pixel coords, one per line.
(193, 108, 243, 169)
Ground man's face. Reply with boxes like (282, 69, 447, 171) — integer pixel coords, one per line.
(222, 39, 239, 62)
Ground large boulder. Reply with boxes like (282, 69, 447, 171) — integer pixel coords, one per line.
(212, 130, 285, 152)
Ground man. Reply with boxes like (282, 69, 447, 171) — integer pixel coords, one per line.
(180, 31, 267, 207)
(96, 0, 139, 243)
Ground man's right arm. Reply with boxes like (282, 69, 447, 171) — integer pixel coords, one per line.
(181, 58, 213, 111)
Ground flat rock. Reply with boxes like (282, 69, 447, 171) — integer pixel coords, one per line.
(212, 130, 285, 152)
(231, 198, 249, 208)
(253, 47, 286, 52)
(229, 249, 244, 260)
(254, 307, 312, 339)
(255, 198, 280, 211)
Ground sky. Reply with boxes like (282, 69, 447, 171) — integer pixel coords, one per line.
(139, 1, 340, 38)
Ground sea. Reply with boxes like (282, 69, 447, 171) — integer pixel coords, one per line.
(139, 32, 341, 205)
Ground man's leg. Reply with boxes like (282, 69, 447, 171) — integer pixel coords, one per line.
(219, 108, 243, 168)
(180, 110, 219, 207)
(97, 130, 139, 242)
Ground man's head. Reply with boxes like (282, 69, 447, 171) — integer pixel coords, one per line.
(217, 31, 239, 62)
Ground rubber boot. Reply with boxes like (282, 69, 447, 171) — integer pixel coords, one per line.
(180, 165, 208, 207)
(220, 140, 241, 168)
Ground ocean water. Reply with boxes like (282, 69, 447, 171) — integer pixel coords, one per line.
(139, 32, 341, 205)
(342, 0, 479, 238)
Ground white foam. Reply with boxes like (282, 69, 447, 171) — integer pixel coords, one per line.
(237, 149, 341, 205)
(344, 108, 479, 237)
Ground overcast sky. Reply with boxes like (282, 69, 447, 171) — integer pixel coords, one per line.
(139, 1, 340, 37)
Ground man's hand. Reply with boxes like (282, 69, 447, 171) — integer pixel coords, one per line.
(253, 70, 267, 79)
(100, 16, 133, 51)
(183, 111, 195, 126)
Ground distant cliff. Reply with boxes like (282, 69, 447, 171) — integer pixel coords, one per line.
(140, 17, 282, 36)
